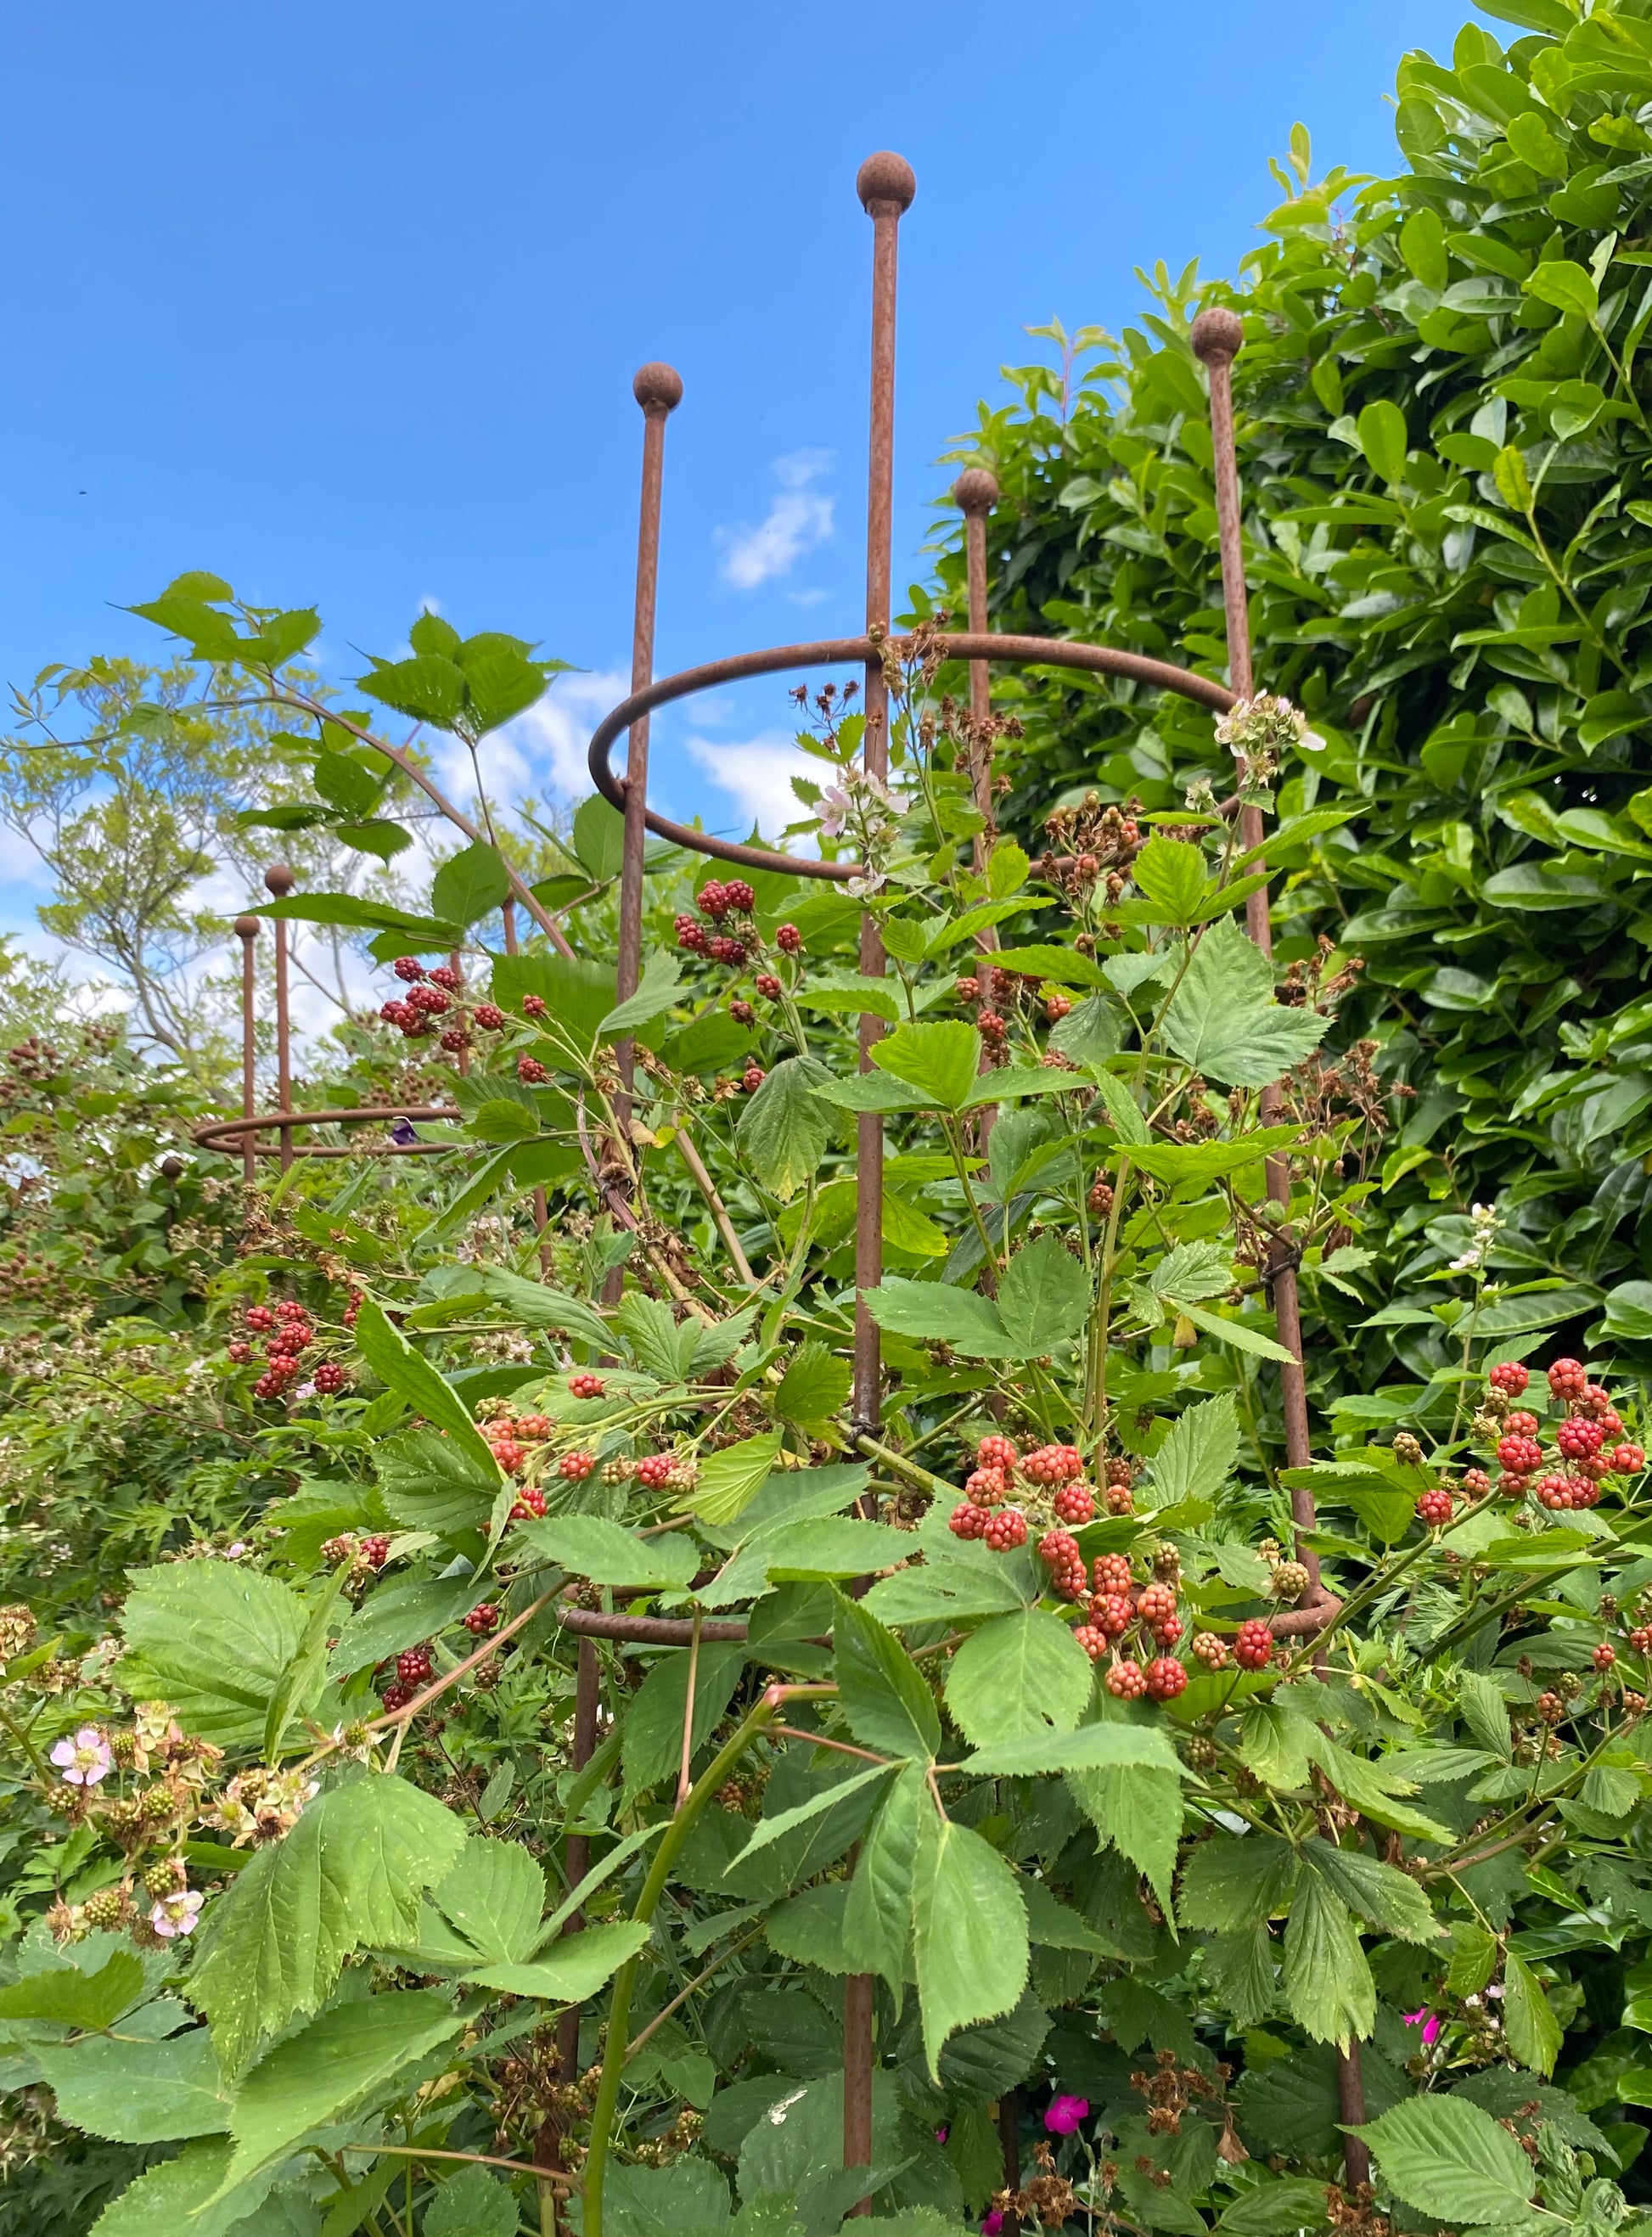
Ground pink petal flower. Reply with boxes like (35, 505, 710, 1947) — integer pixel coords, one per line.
(1044, 2094, 1089, 2135)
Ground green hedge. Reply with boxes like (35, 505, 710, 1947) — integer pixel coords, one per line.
(926, 0, 1652, 1403)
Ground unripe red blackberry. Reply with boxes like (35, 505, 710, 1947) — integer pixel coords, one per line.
(1145, 1655, 1186, 1701)
(396, 1644, 433, 1685)
(697, 880, 729, 918)
(1192, 1631, 1229, 1668)
(1535, 1472, 1570, 1509)
(379, 1679, 414, 1711)
(1025, 1444, 1085, 1487)
(1464, 1468, 1490, 1496)
(755, 974, 782, 1000)
(474, 1003, 505, 1030)
(775, 923, 801, 953)
(245, 1305, 276, 1332)
(1631, 1626, 1652, 1654)
(1053, 1564, 1087, 1603)
(1106, 1659, 1148, 1700)
(1038, 1527, 1082, 1571)
(1612, 1443, 1646, 1475)
(522, 994, 548, 1018)
(509, 1487, 547, 1521)
(1153, 1614, 1184, 1647)
(1582, 1382, 1614, 1419)
(517, 1055, 548, 1084)
(1571, 1475, 1601, 1508)
(1234, 1618, 1274, 1670)
(1044, 993, 1072, 1023)
(983, 1508, 1027, 1551)
(1499, 1472, 1533, 1500)
(743, 1065, 766, 1093)
(559, 1451, 596, 1481)
(1416, 1487, 1454, 1527)
(320, 1533, 357, 1565)
(408, 983, 449, 1014)
(977, 1433, 1018, 1472)
(1093, 1552, 1132, 1597)
(1548, 1357, 1587, 1399)
(1559, 1417, 1604, 1460)
(723, 880, 756, 913)
(392, 956, 425, 982)
(1489, 1361, 1529, 1397)
(979, 1009, 1008, 1042)
(517, 1415, 552, 1439)
(676, 915, 707, 952)
(228, 1341, 252, 1363)
(708, 936, 749, 965)
(950, 1500, 986, 1541)
(729, 1000, 755, 1026)
(956, 975, 981, 1003)
(380, 999, 413, 1026)
(489, 1438, 525, 1475)
(569, 1374, 604, 1398)
(1137, 1582, 1177, 1626)
(314, 1363, 345, 1393)
(439, 1027, 470, 1053)
(1052, 1482, 1096, 1525)
(1104, 1483, 1135, 1516)
(1073, 1624, 1108, 1662)
(275, 1299, 309, 1323)
(1593, 1641, 1616, 1669)
(635, 1454, 673, 1490)
(1503, 1412, 1539, 1437)
(964, 1466, 1007, 1508)
(1599, 1408, 1625, 1439)
(1087, 1180, 1114, 1217)
(1537, 1689, 1565, 1725)
(1497, 1433, 1542, 1474)
(1091, 1592, 1132, 1637)
(428, 964, 462, 992)
(361, 1534, 390, 1568)
(464, 1603, 500, 1636)
(401, 1012, 431, 1037)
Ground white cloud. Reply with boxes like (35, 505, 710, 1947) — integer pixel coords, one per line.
(490, 668, 632, 804)
(687, 733, 823, 848)
(716, 450, 834, 590)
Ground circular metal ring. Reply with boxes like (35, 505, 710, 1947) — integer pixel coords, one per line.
(586, 632, 1234, 880)
(193, 1104, 463, 1160)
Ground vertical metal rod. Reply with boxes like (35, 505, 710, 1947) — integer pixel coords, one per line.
(954, 468, 1001, 1144)
(263, 866, 295, 1174)
(497, 896, 551, 1252)
(605, 363, 683, 1310)
(1193, 304, 1367, 2188)
(846, 147, 913, 2212)
(234, 915, 260, 1188)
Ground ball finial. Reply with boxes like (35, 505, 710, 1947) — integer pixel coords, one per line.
(857, 152, 916, 213)
(952, 467, 1000, 516)
(233, 914, 261, 939)
(1189, 306, 1245, 367)
(264, 863, 295, 898)
(632, 363, 683, 414)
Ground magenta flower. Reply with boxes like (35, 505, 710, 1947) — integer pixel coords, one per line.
(1045, 2094, 1089, 2135)
(1403, 2006, 1442, 2049)
(981, 2215, 1005, 2236)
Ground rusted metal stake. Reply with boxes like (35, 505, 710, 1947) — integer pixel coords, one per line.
(263, 866, 295, 1174)
(234, 914, 260, 1188)
(604, 363, 682, 1310)
(955, 467, 1001, 1144)
(1193, 303, 1367, 2184)
(846, 147, 913, 2214)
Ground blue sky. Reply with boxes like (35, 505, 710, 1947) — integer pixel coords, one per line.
(0, 0, 1478, 936)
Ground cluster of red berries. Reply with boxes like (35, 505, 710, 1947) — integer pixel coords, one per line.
(379, 1640, 435, 1710)
(484, 1413, 553, 1481)
(569, 1373, 605, 1398)
(233, 1298, 322, 1400)
(379, 958, 498, 1054)
(675, 880, 760, 961)
(464, 1603, 500, 1636)
(948, 1436, 1134, 1552)
(1480, 1359, 1644, 1509)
